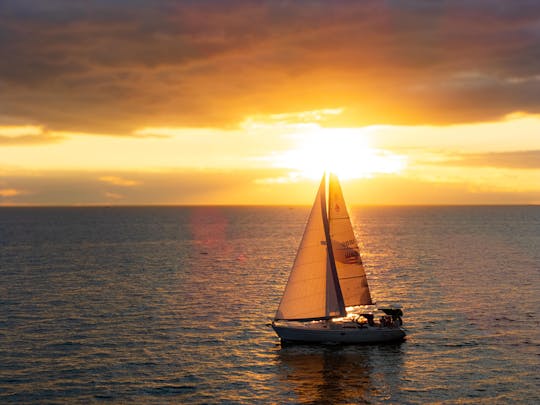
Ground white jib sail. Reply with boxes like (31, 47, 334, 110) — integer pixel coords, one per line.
(328, 173, 373, 306)
(275, 174, 345, 321)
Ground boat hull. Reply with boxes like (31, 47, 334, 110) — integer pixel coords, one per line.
(272, 323, 405, 344)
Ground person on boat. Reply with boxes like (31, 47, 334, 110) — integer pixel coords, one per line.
(389, 309, 403, 326)
(364, 313, 375, 327)
(354, 316, 367, 327)
(380, 315, 394, 328)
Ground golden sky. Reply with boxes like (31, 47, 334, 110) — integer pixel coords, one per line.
(1, 1, 540, 205)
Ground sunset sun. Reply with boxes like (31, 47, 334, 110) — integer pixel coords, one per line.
(273, 128, 407, 180)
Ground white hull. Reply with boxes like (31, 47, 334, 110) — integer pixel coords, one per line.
(272, 322, 405, 344)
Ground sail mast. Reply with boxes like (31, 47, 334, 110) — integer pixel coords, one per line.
(320, 172, 347, 317)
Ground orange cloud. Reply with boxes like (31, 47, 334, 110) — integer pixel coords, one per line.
(99, 176, 140, 187)
(434, 150, 540, 169)
(0, 188, 21, 197)
(0, 126, 64, 145)
(104, 191, 124, 200)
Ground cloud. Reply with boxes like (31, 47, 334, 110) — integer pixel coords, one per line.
(0, 169, 302, 205)
(0, 188, 22, 197)
(1, 167, 539, 206)
(104, 191, 124, 200)
(99, 176, 140, 187)
(0, 126, 64, 145)
(432, 150, 540, 169)
(1, 1, 539, 133)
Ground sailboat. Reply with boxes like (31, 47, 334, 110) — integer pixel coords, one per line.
(271, 173, 405, 344)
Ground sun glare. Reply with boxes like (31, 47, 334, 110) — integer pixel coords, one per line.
(274, 128, 407, 180)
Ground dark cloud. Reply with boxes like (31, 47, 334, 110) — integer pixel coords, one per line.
(1, 0, 539, 133)
(437, 150, 540, 169)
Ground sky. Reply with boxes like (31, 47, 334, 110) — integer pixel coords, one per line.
(1, 0, 540, 205)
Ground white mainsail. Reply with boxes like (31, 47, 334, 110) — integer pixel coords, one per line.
(275, 175, 346, 321)
(328, 173, 373, 306)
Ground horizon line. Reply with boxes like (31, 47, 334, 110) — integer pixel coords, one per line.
(0, 203, 538, 208)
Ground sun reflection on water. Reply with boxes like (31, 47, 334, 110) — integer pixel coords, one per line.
(275, 344, 405, 403)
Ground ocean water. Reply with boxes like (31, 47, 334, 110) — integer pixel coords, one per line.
(0, 206, 538, 404)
